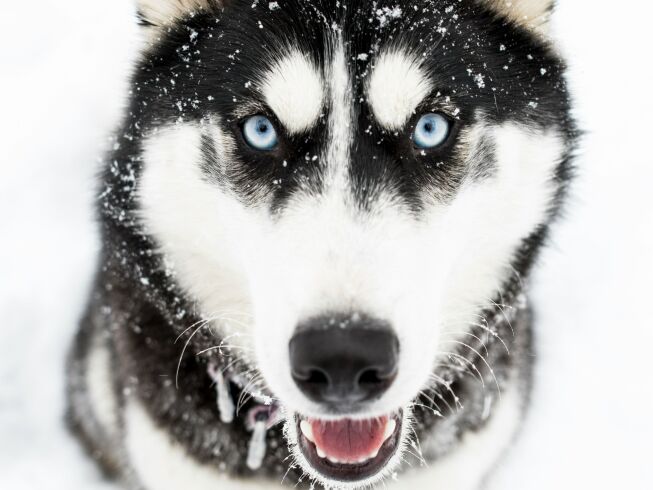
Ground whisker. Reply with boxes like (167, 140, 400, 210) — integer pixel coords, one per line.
(436, 351, 485, 387)
(175, 318, 215, 389)
(441, 340, 502, 399)
(416, 389, 445, 414)
(408, 425, 428, 467)
(443, 331, 490, 356)
(175, 317, 212, 344)
(428, 371, 464, 410)
(420, 384, 454, 414)
(195, 343, 253, 357)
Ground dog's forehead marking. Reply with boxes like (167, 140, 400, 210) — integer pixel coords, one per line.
(323, 40, 353, 191)
(260, 50, 324, 134)
(367, 50, 433, 130)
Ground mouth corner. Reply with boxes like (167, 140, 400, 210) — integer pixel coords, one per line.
(292, 410, 404, 484)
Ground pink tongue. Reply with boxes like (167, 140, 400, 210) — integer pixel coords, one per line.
(310, 417, 388, 462)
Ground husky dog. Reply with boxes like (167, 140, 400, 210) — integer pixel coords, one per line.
(67, 0, 576, 489)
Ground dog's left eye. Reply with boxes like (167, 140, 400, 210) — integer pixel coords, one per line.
(412, 113, 451, 150)
(242, 115, 279, 151)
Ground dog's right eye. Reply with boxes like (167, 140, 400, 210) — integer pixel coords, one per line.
(242, 115, 279, 151)
(412, 113, 451, 150)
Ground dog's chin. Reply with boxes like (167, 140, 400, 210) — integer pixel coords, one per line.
(287, 409, 405, 486)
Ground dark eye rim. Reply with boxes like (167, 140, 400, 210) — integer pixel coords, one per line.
(235, 113, 284, 154)
(408, 111, 459, 155)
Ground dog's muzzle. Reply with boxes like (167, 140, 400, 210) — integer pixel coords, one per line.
(288, 313, 402, 481)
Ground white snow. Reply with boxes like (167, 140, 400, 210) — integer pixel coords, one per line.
(0, 1, 651, 489)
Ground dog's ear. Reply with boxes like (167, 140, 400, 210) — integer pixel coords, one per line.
(136, 0, 222, 29)
(479, 0, 555, 34)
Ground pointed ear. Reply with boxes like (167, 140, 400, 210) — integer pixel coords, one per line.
(136, 0, 221, 29)
(481, 0, 555, 34)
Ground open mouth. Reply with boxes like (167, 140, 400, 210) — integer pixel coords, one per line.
(296, 412, 402, 482)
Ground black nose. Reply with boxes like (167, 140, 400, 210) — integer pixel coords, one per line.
(289, 314, 399, 406)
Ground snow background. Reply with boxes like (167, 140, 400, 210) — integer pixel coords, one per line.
(0, 1, 651, 488)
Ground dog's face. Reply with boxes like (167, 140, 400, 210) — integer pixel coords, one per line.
(133, 0, 569, 486)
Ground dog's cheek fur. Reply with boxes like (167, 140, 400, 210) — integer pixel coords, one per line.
(137, 123, 260, 353)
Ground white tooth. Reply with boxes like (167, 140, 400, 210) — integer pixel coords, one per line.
(369, 448, 379, 459)
(327, 456, 340, 464)
(300, 420, 315, 442)
(316, 447, 327, 459)
(383, 419, 397, 442)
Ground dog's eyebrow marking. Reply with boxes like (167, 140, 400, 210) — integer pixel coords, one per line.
(366, 50, 433, 130)
(259, 50, 324, 134)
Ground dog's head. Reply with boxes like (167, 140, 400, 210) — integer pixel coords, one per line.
(127, 0, 571, 486)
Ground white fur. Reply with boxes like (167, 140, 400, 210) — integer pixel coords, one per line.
(136, 0, 218, 45)
(86, 338, 119, 436)
(367, 50, 433, 130)
(137, 123, 253, 318)
(125, 400, 273, 490)
(322, 40, 353, 189)
(137, 0, 215, 26)
(260, 50, 324, 134)
(484, 0, 554, 33)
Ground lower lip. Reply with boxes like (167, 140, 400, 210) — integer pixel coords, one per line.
(296, 413, 402, 482)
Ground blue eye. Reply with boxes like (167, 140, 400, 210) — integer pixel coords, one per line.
(242, 115, 278, 150)
(413, 113, 451, 149)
